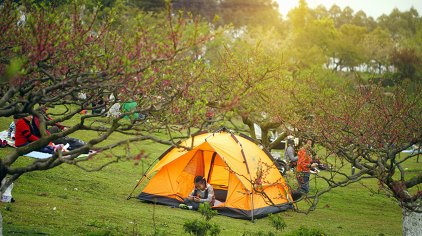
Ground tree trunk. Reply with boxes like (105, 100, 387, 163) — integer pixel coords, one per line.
(260, 127, 269, 148)
(0, 210, 3, 236)
(403, 207, 422, 236)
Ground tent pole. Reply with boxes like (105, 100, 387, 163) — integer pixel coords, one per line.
(126, 157, 160, 200)
(251, 188, 255, 221)
(206, 152, 217, 182)
(127, 175, 147, 200)
(229, 132, 255, 221)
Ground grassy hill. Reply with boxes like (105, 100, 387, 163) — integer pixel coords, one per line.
(0, 116, 407, 235)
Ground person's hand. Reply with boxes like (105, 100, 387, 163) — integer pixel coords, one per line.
(187, 196, 194, 201)
(311, 163, 318, 168)
(193, 197, 200, 203)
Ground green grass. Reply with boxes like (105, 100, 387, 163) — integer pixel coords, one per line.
(0, 116, 413, 235)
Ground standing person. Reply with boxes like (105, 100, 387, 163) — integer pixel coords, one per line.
(179, 176, 215, 210)
(296, 139, 318, 194)
(284, 139, 298, 163)
(107, 93, 121, 118)
(14, 114, 55, 154)
(284, 139, 298, 172)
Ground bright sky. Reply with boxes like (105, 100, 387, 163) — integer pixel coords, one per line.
(276, 0, 422, 19)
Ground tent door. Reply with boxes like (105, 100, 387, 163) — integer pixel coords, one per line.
(175, 151, 205, 198)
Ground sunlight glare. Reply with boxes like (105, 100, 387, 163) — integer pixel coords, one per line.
(275, 0, 299, 18)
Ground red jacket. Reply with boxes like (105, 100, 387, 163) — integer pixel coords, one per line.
(14, 118, 39, 147)
(297, 147, 312, 172)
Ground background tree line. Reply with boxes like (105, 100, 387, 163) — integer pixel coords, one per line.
(24, 0, 422, 84)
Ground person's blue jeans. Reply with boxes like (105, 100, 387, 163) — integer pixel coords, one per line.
(38, 145, 55, 154)
(183, 198, 201, 210)
(297, 172, 310, 193)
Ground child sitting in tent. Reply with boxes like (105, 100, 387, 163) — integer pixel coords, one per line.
(179, 176, 215, 210)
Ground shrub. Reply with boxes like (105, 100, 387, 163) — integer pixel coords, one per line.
(285, 226, 326, 236)
(268, 214, 287, 231)
(198, 202, 218, 221)
(183, 202, 221, 236)
(183, 219, 210, 236)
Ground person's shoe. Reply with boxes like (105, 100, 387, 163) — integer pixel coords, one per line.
(179, 204, 190, 210)
(291, 190, 303, 202)
(0, 139, 7, 148)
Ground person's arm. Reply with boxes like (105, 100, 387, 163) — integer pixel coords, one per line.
(187, 188, 196, 201)
(45, 113, 66, 130)
(54, 122, 66, 130)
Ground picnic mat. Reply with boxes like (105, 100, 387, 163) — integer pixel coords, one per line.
(0, 130, 95, 159)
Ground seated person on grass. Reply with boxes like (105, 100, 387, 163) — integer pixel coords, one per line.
(32, 106, 86, 151)
(179, 176, 215, 210)
(14, 113, 55, 154)
(7, 116, 17, 140)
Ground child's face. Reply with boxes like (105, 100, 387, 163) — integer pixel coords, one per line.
(305, 140, 312, 148)
(195, 182, 206, 191)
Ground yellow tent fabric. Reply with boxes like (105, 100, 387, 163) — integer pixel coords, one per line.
(137, 130, 292, 219)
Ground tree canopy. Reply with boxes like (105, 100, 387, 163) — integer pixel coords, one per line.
(0, 0, 216, 189)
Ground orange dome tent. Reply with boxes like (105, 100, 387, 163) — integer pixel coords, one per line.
(135, 129, 293, 219)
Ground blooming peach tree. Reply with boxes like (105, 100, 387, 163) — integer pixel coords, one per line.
(293, 83, 421, 234)
(0, 0, 214, 192)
